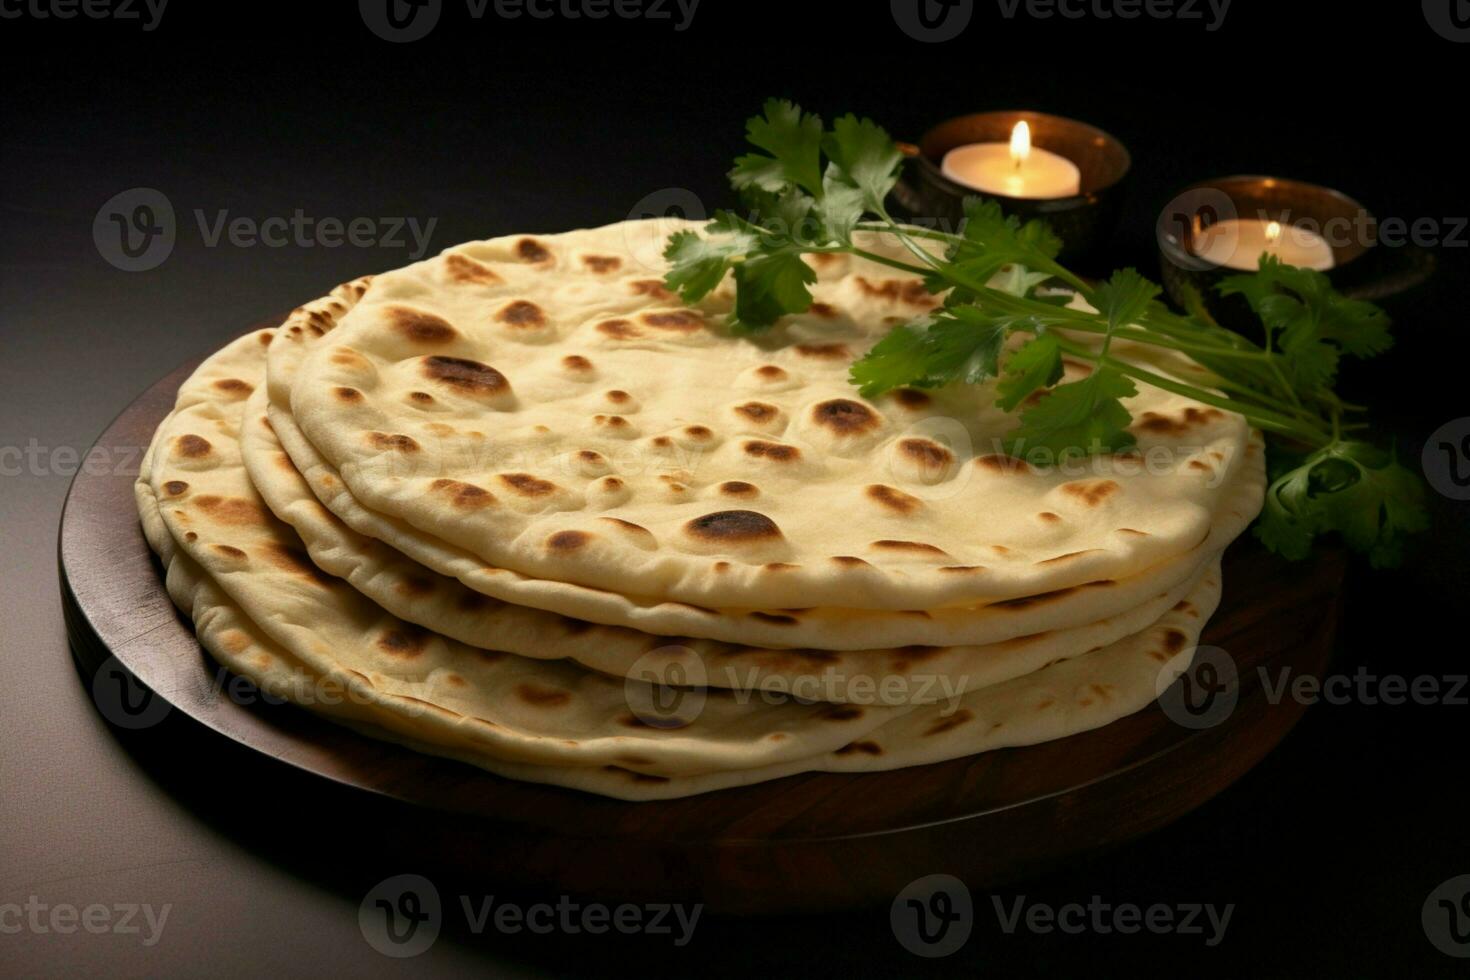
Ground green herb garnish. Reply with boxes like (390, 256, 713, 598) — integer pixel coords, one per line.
(664, 99, 1427, 566)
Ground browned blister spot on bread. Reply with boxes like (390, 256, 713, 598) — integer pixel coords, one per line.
(734, 401, 779, 423)
(212, 378, 254, 397)
(640, 311, 703, 333)
(582, 255, 622, 273)
(686, 509, 783, 543)
(378, 626, 431, 657)
(866, 484, 921, 514)
(1060, 479, 1120, 506)
(389, 306, 459, 344)
(211, 544, 246, 560)
(496, 300, 546, 328)
(395, 576, 434, 597)
(629, 279, 675, 301)
(498, 473, 559, 497)
(597, 318, 639, 339)
(898, 438, 954, 471)
(174, 434, 213, 458)
(163, 480, 189, 496)
(855, 277, 937, 307)
(795, 342, 851, 359)
(429, 478, 495, 509)
(422, 356, 510, 395)
(444, 253, 503, 284)
(516, 683, 570, 707)
(924, 709, 973, 736)
(366, 432, 421, 453)
(334, 386, 363, 402)
(1132, 407, 1225, 436)
(719, 481, 759, 498)
(546, 530, 591, 552)
(193, 495, 267, 526)
(812, 398, 880, 435)
(743, 440, 800, 462)
(516, 238, 551, 262)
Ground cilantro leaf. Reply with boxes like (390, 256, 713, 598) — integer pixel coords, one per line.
(662, 229, 727, 301)
(996, 332, 1063, 411)
(1255, 440, 1428, 568)
(849, 307, 1009, 397)
(945, 198, 1065, 287)
(1219, 255, 1392, 389)
(661, 211, 760, 304)
(822, 114, 903, 210)
(729, 98, 825, 198)
(1006, 366, 1138, 461)
(811, 169, 867, 244)
(1091, 267, 1160, 333)
(729, 251, 816, 332)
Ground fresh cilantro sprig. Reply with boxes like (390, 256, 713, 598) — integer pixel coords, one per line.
(662, 100, 1429, 566)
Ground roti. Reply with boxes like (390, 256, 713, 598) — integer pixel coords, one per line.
(287, 220, 1259, 612)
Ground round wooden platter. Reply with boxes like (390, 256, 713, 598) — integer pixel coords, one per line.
(60, 338, 1348, 915)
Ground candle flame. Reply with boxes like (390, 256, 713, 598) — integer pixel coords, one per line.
(1265, 220, 1282, 245)
(1009, 121, 1031, 169)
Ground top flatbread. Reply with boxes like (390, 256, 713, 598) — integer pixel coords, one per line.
(288, 219, 1261, 612)
(269, 278, 1261, 650)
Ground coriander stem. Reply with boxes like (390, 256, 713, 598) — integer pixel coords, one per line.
(1051, 336, 1331, 443)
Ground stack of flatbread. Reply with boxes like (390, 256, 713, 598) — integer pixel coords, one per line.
(136, 219, 1264, 799)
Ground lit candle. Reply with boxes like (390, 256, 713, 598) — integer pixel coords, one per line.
(1192, 218, 1336, 271)
(940, 121, 1083, 200)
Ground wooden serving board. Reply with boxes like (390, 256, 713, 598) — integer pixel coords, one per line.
(59, 339, 1347, 914)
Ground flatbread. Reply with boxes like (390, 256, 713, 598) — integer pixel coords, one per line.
(246, 361, 1212, 703)
(288, 219, 1258, 612)
(142, 331, 909, 775)
(138, 332, 1222, 799)
(267, 279, 1262, 649)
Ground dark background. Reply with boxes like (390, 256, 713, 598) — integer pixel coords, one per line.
(2, 1, 1467, 976)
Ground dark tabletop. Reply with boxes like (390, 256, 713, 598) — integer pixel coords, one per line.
(2, 3, 1468, 976)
